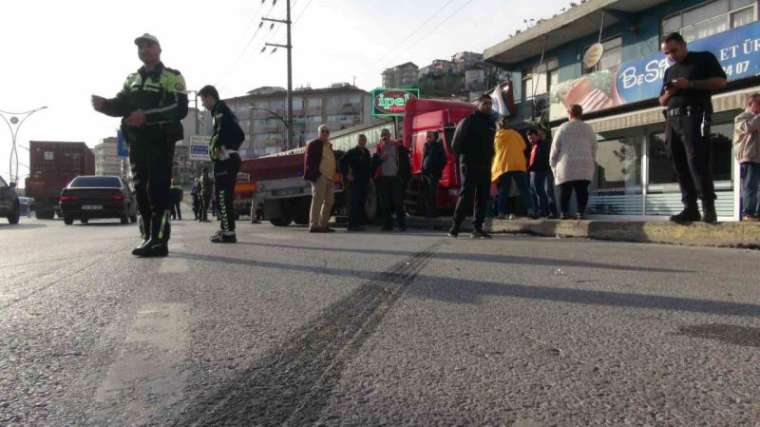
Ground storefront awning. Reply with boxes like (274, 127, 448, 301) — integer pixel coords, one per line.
(484, 0, 669, 66)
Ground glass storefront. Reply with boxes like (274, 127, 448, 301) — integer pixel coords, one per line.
(588, 113, 738, 217)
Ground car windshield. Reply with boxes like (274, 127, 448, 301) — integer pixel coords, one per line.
(70, 176, 121, 188)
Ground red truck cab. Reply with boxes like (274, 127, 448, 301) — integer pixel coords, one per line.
(402, 98, 475, 215)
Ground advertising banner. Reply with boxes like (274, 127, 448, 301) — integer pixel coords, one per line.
(550, 21, 760, 121)
(372, 88, 420, 117)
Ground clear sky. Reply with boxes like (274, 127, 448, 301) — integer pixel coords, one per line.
(0, 0, 566, 180)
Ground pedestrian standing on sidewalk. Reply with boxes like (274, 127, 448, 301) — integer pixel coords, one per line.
(340, 134, 374, 231)
(169, 178, 183, 220)
(491, 117, 534, 219)
(191, 178, 200, 220)
(733, 93, 760, 221)
(304, 125, 336, 233)
(374, 128, 410, 232)
(200, 85, 245, 243)
(449, 95, 496, 238)
(422, 131, 447, 218)
(659, 32, 727, 224)
(91, 33, 188, 258)
(527, 128, 557, 218)
(199, 168, 213, 222)
(550, 104, 597, 220)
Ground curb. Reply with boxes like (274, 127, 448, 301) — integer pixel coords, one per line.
(404, 216, 760, 249)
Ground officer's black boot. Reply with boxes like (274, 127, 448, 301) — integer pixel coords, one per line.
(131, 215, 151, 255)
(702, 199, 718, 224)
(132, 213, 169, 257)
(669, 203, 701, 224)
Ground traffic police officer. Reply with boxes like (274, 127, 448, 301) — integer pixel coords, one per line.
(199, 85, 245, 243)
(659, 32, 727, 224)
(92, 33, 188, 257)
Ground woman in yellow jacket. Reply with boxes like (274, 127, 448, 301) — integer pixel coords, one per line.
(491, 117, 535, 218)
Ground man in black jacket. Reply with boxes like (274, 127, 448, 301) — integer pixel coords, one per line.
(449, 95, 496, 238)
(340, 134, 374, 231)
(422, 131, 447, 218)
(200, 85, 245, 243)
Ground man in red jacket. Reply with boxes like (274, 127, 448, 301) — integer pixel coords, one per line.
(304, 125, 336, 232)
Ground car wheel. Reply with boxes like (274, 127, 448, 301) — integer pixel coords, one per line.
(81, 218, 89, 224)
(64, 216, 74, 225)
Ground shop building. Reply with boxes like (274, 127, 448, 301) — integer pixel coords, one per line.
(484, 0, 759, 220)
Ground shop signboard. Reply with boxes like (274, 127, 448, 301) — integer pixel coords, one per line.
(372, 88, 420, 117)
(550, 21, 760, 121)
(189, 135, 211, 161)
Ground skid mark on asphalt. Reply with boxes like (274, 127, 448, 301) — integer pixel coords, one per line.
(175, 241, 445, 426)
(94, 303, 190, 424)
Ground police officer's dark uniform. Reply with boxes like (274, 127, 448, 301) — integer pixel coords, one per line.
(449, 102, 496, 238)
(208, 99, 245, 243)
(199, 169, 213, 222)
(94, 33, 188, 257)
(662, 46, 727, 223)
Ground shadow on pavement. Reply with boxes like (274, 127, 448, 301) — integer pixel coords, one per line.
(234, 241, 690, 274)
(171, 252, 757, 316)
(0, 222, 48, 230)
(677, 323, 760, 347)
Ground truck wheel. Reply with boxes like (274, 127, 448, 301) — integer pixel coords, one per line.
(291, 198, 310, 225)
(35, 209, 55, 220)
(270, 215, 292, 227)
(64, 216, 74, 225)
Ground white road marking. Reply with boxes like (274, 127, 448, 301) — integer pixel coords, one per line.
(95, 303, 190, 423)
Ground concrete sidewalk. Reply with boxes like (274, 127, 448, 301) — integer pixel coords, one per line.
(404, 216, 760, 249)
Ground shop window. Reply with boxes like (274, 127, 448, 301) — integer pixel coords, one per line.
(595, 136, 642, 191)
(662, 0, 757, 44)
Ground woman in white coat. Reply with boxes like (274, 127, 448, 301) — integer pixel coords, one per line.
(549, 104, 597, 219)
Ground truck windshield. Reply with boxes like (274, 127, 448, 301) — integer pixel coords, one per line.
(69, 176, 121, 188)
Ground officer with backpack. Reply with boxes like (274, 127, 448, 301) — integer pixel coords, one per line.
(199, 85, 246, 243)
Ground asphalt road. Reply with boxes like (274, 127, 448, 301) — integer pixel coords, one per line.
(1, 215, 759, 426)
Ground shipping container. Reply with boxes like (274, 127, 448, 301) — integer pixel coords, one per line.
(25, 141, 95, 219)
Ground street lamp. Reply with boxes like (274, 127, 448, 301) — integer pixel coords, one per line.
(0, 106, 47, 184)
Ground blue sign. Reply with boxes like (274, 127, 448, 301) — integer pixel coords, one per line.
(616, 21, 760, 104)
(551, 21, 760, 120)
(116, 130, 129, 158)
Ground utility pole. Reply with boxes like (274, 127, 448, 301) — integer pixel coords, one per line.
(262, 0, 293, 149)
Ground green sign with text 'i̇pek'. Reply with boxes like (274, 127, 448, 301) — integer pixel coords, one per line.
(371, 88, 420, 117)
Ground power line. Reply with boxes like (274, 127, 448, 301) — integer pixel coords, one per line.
(373, 0, 459, 66)
(218, 0, 281, 87)
(383, 0, 479, 66)
(294, 0, 315, 23)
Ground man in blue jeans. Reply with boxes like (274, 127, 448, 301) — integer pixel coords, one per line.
(733, 93, 760, 221)
(527, 128, 558, 218)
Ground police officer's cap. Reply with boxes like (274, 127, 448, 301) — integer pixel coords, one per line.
(134, 33, 160, 46)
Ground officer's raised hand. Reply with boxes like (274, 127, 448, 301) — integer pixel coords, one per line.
(125, 110, 146, 127)
(91, 95, 107, 112)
